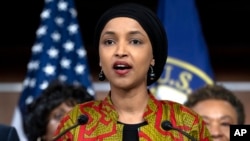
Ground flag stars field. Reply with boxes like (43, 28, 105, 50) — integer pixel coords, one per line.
(68, 23, 78, 34)
(63, 40, 75, 51)
(75, 64, 85, 74)
(55, 17, 64, 26)
(43, 64, 56, 75)
(51, 31, 61, 42)
(32, 43, 43, 53)
(58, 1, 68, 11)
(41, 9, 51, 19)
(12, 0, 94, 140)
(36, 25, 47, 36)
(61, 57, 71, 69)
(47, 47, 59, 58)
(77, 48, 87, 58)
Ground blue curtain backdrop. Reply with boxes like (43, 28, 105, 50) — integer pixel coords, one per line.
(11, 0, 94, 140)
(150, 0, 214, 103)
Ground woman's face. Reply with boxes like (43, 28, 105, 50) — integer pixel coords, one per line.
(43, 102, 73, 141)
(99, 17, 154, 88)
(191, 99, 238, 141)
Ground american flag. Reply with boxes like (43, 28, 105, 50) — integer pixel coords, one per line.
(11, 0, 94, 140)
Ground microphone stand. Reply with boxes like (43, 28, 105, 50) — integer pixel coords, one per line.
(161, 120, 197, 141)
(51, 114, 88, 141)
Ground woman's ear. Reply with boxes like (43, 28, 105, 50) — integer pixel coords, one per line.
(150, 59, 155, 66)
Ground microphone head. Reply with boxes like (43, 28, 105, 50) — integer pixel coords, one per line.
(161, 120, 173, 131)
(77, 114, 89, 125)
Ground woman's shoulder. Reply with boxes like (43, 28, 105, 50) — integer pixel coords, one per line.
(69, 100, 105, 116)
(161, 99, 194, 111)
(160, 100, 208, 132)
(79, 100, 102, 107)
(73, 100, 103, 112)
(160, 99, 202, 122)
(61, 100, 103, 124)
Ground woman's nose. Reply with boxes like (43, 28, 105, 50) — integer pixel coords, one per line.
(209, 123, 224, 137)
(115, 43, 127, 57)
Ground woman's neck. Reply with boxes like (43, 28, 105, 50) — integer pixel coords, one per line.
(110, 88, 149, 124)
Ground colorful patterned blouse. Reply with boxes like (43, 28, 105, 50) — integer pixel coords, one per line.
(54, 93, 212, 141)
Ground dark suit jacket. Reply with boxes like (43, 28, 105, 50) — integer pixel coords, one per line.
(0, 124, 20, 141)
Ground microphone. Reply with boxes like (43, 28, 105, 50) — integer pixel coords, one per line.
(51, 114, 89, 141)
(161, 120, 197, 141)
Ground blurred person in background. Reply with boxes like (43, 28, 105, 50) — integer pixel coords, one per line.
(23, 80, 94, 141)
(184, 84, 245, 141)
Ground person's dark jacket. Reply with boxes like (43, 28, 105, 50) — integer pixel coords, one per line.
(0, 124, 20, 141)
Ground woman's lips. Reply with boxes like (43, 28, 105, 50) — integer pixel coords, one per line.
(114, 68, 130, 75)
(113, 62, 132, 75)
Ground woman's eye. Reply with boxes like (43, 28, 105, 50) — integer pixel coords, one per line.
(131, 39, 142, 45)
(104, 39, 114, 45)
(221, 122, 231, 126)
(53, 113, 64, 121)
